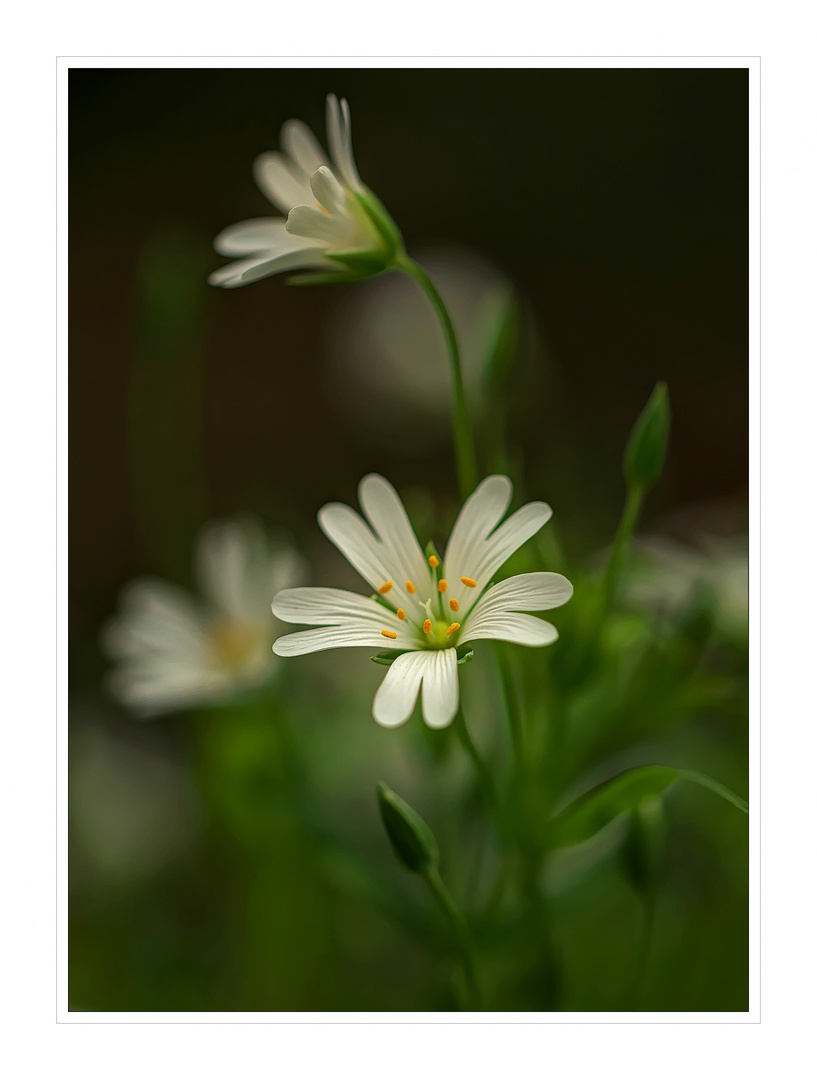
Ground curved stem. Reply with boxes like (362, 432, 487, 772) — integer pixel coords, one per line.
(424, 864, 483, 1009)
(395, 254, 478, 499)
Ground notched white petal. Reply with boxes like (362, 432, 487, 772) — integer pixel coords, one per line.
(281, 119, 328, 177)
(461, 611, 560, 648)
(372, 651, 426, 728)
(420, 648, 459, 729)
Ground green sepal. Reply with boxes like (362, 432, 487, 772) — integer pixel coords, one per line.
(370, 649, 404, 667)
(456, 647, 475, 666)
(354, 187, 405, 259)
(327, 249, 393, 278)
(543, 764, 747, 852)
(623, 382, 671, 491)
(377, 782, 439, 875)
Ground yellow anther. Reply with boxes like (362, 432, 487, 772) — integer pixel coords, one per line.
(405, 580, 416, 594)
(423, 619, 432, 634)
(449, 598, 460, 612)
(438, 578, 447, 593)
(381, 630, 397, 640)
(428, 555, 439, 568)
(397, 609, 406, 620)
(460, 577, 477, 588)
(446, 622, 461, 636)
(378, 580, 394, 594)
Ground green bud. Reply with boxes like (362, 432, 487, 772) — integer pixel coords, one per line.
(377, 782, 439, 875)
(620, 796, 665, 895)
(623, 382, 671, 491)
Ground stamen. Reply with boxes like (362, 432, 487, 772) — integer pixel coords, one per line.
(428, 555, 439, 568)
(460, 577, 477, 588)
(396, 609, 406, 620)
(446, 623, 461, 636)
(378, 580, 394, 594)
(438, 579, 447, 593)
(381, 630, 397, 639)
(423, 619, 432, 634)
(405, 580, 416, 594)
(449, 598, 460, 612)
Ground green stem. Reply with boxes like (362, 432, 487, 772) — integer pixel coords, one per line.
(453, 706, 502, 824)
(495, 646, 525, 776)
(601, 484, 644, 620)
(395, 254, 478, 500)
(424, 864, 483, 1009)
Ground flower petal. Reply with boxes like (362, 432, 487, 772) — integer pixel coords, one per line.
(272, 625, 412, 657)
(238, 247, 334, 285)
(286, 204, 358, 249)
(273, 586, 399, 627)
(309, 166, 349, 217)
(472, 502, 553, 587)
(443, 475, 513, 617)
(253, 151, 316, 214)
(358, 474, 433, 605)
(462, 572, 573, 621)
(281, 118, 328, 177)
(208, 255, 282, 288)
(318, 502, 395, 594)
(420, 648, 459, 729)
(372, 651, 427, 728)
(326, 94, 364, 193)
(213, 218, 293, 257)
(102, 580, 207, 660)
(460, 610, 559, 648)
(196, 520, 251, 619)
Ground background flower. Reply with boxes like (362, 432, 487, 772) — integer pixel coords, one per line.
(103, 518, 305, 716)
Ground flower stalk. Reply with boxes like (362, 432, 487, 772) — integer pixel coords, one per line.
(395, 254, 478, 501)
(423, 862, 484, 1010)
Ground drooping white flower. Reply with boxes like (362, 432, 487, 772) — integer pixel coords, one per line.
(210, 94, 403, 289)
(272, 475, 573, 729)
(103, 518, 305, 717)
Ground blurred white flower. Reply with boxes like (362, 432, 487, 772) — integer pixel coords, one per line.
(103, 519, 305, 716)
(210, 94, 402, 288)
(627, 533, 748, 638)
(272, 474, 572, 730)
(326, 247, 514, 435)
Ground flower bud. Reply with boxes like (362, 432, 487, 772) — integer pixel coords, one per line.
(623, 382, 671, 491)
(377, 782, 439, 875)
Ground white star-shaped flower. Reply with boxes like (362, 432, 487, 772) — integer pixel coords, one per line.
(210, 94, 402, 289)
(272, 475, 573, 729)
(103, 519, 304, 717)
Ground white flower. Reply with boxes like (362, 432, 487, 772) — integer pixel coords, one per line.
(103, 518, 305, 717)
(272, 475, 573, 729)
(209, 94, 402, 289)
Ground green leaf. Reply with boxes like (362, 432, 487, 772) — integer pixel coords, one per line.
(544, 765, 747, 851)
(456, 647, 475, 666)
(377, 782, 439, 875)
